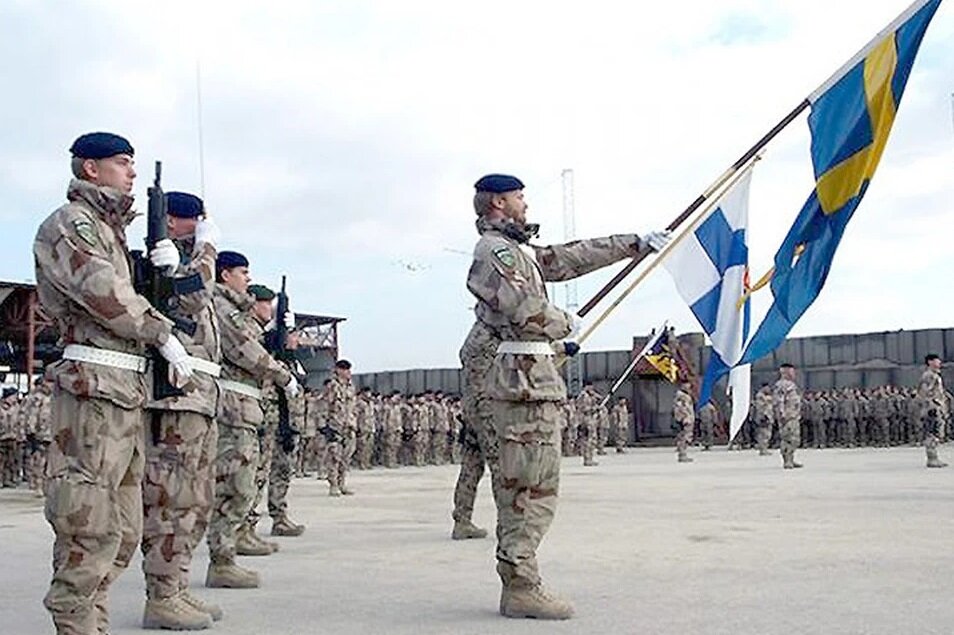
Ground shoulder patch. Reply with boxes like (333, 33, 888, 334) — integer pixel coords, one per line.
(492, 246, 516, 269)
(72, 219, 99, 247)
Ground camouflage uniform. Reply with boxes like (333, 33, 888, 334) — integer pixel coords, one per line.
(672, 388, 695, 462)
(560, 401, 576, 457)
(35, 178, 175, 634)
(140, 235, 221, 602)
(575, 387, 602, 466)
(354, 393, 374, 469)
(381, 395, 402, 468)
(0, 396, 19, 487)
(612, 401, 629, 452)
(207, 284, 293, 568)
(266, 370, 306, 522)
(466, 214, 647, 611)
(296, 391, 318, 475)
(918, 367, 948, 467)
(323, 373, 356, 494)
(698, 402, 716, 451)
(24, 384, 54, 492)
(754, 386, 774, 455)
(773, 376, 802, 469)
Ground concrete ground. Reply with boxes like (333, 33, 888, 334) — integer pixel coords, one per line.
(2, 446, 953, 634)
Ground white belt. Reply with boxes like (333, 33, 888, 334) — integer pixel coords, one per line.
(188, 357, 221, 378)
(62, 344, 148, 373)
(496, 341, 555, 356)
(219, 379, 262, 400)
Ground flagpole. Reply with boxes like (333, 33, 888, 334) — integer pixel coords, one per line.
(560, 158, 759, 369)
(598, 322, 668, 408)
(576, 99, 808, 318)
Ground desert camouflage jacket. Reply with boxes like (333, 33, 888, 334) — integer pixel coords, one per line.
(917, 368, 947, 418)
(324, 373, 356, 435)
(673, 389, 695, 425)
(773, 378, 802, 423)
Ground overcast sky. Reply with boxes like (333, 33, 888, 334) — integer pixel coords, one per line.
(1, 1, 951, 372)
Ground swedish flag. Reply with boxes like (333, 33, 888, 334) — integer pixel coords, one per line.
(742, 0, 942, 365)
(645, 329, 679, 383)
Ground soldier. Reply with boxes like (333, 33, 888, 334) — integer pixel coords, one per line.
(354, 388, 375, 469)
(312, 380, 331, 478)
(673, 380, 695, 463)
(236, 284, 284, 557)
(0, 388, 18, 487)
(560, 400, 576, 457)
(596, 402, 610, 456)
(753, 384, 774, 456)
(139, 191, 224, 629)
(612, 398, 630, 453)
(464, 173, 670, 619)
(447, 396, 463, 464)
(34, 132, 196, 634)
(773, 363, 803, 469)
(24, 377, 54, 494)
(382, 391, 403, 468)
(324, 359, 357, 496)
(698, 400, 717, 451)
(207, 252, 298, 589)
(918, 354, 948, 468)
(297, 387, 318, 476)
(576, 384, 602, 466)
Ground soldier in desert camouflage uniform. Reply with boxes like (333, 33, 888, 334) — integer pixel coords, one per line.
(698, 401, 717, 451)
(354, 388, 375, 470)
(673, 381, 695, 463)
(576, 384, 602, 467)
(612, 398, 630, 453)
(464, 173, 670, 619)
(0, 388, 19, 487)
(773, 363, 803, 469)
(34, 132, 197, 634)
(323, 359, 357, 496)
(753, 384, 775, 456)
(382, 392, 403, 468)
(23, 377, 54, 494)
(918, 354, 948, 468)
(139, 191, 223, 630)
(206, 252, 298, 589)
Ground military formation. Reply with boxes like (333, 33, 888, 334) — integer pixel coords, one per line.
(9, 135, 950, 632)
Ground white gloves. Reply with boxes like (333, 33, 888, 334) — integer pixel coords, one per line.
(158, 335, 194, 387)
(640, 230, 673, 253)
(149, 239, 180, 270)
(194, 216, 221, 250)
(283, 311, 296, 330)
(283, 375, 301, 399)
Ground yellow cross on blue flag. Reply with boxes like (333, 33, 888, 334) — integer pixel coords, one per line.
(645, 328, 679, 383)
(741, 0, 942, 364)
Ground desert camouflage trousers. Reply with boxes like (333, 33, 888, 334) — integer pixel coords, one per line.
(325, 431, 356, 490)
(267, 443, 294, 518)
(755, 421, 772, 453)
(140, 410, 217, 599)
(493, 400, 562, 588)
(43, 391, 145, 635)
(28, 441, 51, 491)
(355, 430, 374, 469)
(779, 418, 801, 454)
(207, 423, 259, 564)
(243, 424, 275, 532)
(0, 439, 20, 486)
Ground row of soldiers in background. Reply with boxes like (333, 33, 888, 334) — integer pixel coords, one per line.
(295, 388, 464, 474)
(734, 384, 954, 451)
(0, 379, 53, 492)
(562, 384, 630, 465)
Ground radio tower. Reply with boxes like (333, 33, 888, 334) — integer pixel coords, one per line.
(562, 169, 583, 396)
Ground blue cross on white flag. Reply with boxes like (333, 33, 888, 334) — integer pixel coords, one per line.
(664, 167, 754, 443)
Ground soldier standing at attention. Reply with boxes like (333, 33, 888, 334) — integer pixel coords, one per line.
(207, 252, 298, 589)
(698, 400, 717, 451)
(139, 191, 224, 630)
(612, 398, 630, 453)
(576, 384, 602, 467)
(918, 354, 948, 468)
(754, 383, 775, 456)
(324, 359, 357, 496)
(673, 380, 695, 463)
(23, 377, 54, 495)
(464, 173, 670, 619)
(773, 363, 803, 469)
(0, 388, 19, 487)
(34, 132, 195, 634)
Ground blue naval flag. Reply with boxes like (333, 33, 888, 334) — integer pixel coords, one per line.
(741, 0, 942, 365)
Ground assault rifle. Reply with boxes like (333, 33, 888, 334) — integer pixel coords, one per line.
(268, 276, 300, 453)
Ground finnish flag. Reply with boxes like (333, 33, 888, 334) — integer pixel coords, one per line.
(664, 168, 753, 443)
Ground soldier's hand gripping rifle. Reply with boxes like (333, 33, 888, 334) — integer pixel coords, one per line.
(132, 161, 200, 401)
(269, 276, 300, 453)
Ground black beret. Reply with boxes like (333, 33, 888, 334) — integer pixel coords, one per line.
(335, 359, 352, 370)
(474, 174, 524, 193)
(69, 132, 134, 159)
(2, 387, 18, 400)
(216, 251, 249, 273)
(247, 284, 275, 301)
(166, 192, 204, 219)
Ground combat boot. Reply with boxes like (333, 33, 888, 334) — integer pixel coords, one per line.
(759, 449, 772, 456)
(340, 485, 355, 495)
(271, 515, 305, 537)
(143, 593, 214, 630)
(926, 448, 948, 468)
(500, 584, 574, 620)
(451, 520, 488, 540)
(205, 562, 260, 589)
(582, 459, 599, 467)
(180, 591, 223, 622)
(329, 485, 342, 497)
(677, 453, 693, 463)
(235, 529, 273, 556)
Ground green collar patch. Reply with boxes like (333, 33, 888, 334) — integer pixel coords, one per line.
(492, 246, 516, 269)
